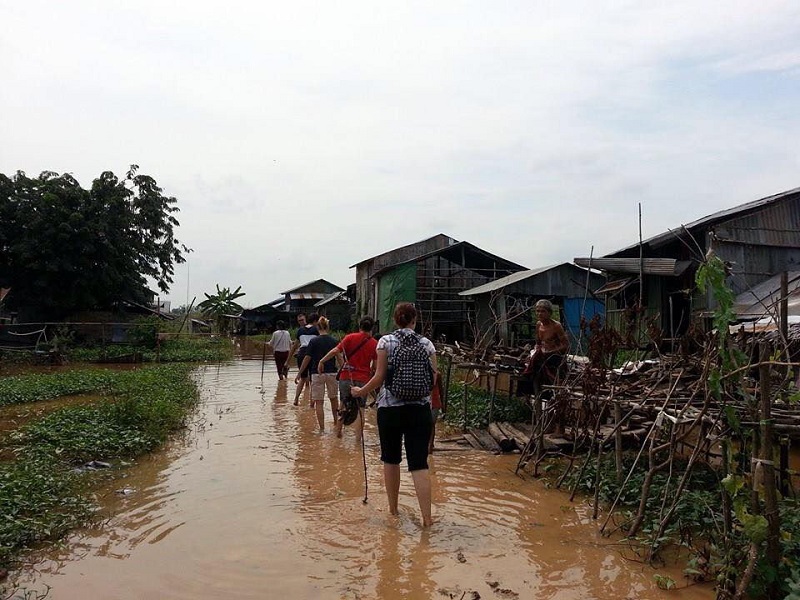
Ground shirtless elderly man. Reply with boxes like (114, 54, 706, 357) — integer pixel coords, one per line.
(519, 299, 569, 396)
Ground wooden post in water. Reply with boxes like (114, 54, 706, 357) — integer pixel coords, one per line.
(533, 392, 543, 462)
(260, 330, 268, 384)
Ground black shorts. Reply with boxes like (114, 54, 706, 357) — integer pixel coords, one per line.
(295, 353, 310, 379)
(377, 404, 432, 471)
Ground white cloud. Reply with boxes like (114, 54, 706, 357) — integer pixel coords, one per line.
(2, 1, 799, 308)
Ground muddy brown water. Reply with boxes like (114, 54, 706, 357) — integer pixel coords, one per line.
(6, 357, 714, 600)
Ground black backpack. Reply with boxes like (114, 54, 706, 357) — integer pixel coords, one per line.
(386, 330, 434, 402)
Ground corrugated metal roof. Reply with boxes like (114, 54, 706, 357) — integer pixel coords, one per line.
(715, 200, 800, 247)
(574, 257, 691, 276)
(458, 264, 564, 296)
(349, 234, 457, 268)
(288, 292, 327, 300)
(314, 291, 349, 307)
(607, 187, 800, 256)
(373, 240, 527, 278)
(595, 277, 634, 295)
(730, 315, 800, 334)
(281, 279, 345, 295)
(733, 271, 800, 317)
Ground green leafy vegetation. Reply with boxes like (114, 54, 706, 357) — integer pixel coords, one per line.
(0, 369, 117, 407)
(65, 335, 233, 364)
(197, 285, 246, 333)
(442, 380, 530, 429)
(0, 456, 94, 567)
(0, 364, 198, 571)
(0, 166, 188, 321)
(559, 453, 800, 596)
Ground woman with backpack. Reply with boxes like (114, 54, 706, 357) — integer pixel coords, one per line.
(351, 302, 437, 527)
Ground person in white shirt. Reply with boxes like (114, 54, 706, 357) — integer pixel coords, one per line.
(267, 320, 292, 380)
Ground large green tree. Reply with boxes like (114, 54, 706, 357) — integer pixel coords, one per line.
(0, 166, 189, 320)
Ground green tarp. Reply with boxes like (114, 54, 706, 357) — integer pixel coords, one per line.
(377, 263, 417, 333)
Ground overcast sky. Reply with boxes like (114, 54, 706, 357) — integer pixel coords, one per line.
(2, 1, 799, 308)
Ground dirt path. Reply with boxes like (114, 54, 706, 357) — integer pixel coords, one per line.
(8, 359, 714, 599)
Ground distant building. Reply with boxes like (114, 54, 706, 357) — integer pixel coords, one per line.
(575, 187, 800, 339)
(351, 234, 457, 321)
(352, 235, 526, 341)
(280, 279, 346, 314)
(314, 286, 355, 331)
(460, 263, 605, 352)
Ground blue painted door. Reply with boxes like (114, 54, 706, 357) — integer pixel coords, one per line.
(563, 298, 604, 354)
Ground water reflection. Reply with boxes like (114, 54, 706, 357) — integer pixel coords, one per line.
(5, 357, 713, 600)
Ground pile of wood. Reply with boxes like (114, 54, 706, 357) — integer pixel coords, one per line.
(438, 335, 800, 458)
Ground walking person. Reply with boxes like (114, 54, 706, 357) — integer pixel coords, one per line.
(351, 303, 437, 527)
(266, 320, 291, 380)
(289, 313, 319, 406)
(317, 317, 378, 441)
(299, 316, 339, 432)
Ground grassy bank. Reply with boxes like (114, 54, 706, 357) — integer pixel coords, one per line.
(0, 364, 199, 573)
(66, 335, 233, 363)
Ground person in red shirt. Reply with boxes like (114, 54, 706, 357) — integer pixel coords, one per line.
(317, 316, 378, 442)
(429, 372, 444, 453)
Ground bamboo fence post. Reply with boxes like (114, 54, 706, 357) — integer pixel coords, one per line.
(599, 369, 687, 534)
(462, 371, 469, 433)
(779, 436, 792, 498)
(718, 439, 736, 599)
(648, 420, 710, 559)
(571, 386, 615, 503)
(489, 371, 498, 423)
(534, 392, 544, 461)
(443, 355, 453, 414)
(758, 342, 780, 595)
(781, 272, 789, 344)
(592, 434, 605, 520)
(614, 400, 623, 485)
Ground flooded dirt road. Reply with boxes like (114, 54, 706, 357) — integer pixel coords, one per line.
(9, 359, 714, 599)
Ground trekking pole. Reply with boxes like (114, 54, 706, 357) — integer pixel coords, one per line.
(353, 367, 369, 504)
(343, 345, 369, 504)
(361, 412, 368, 504)
(260, 329, 268, 385)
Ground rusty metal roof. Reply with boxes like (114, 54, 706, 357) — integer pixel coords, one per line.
(594, 277, 634, 295)
(574, 257, 692, 276)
